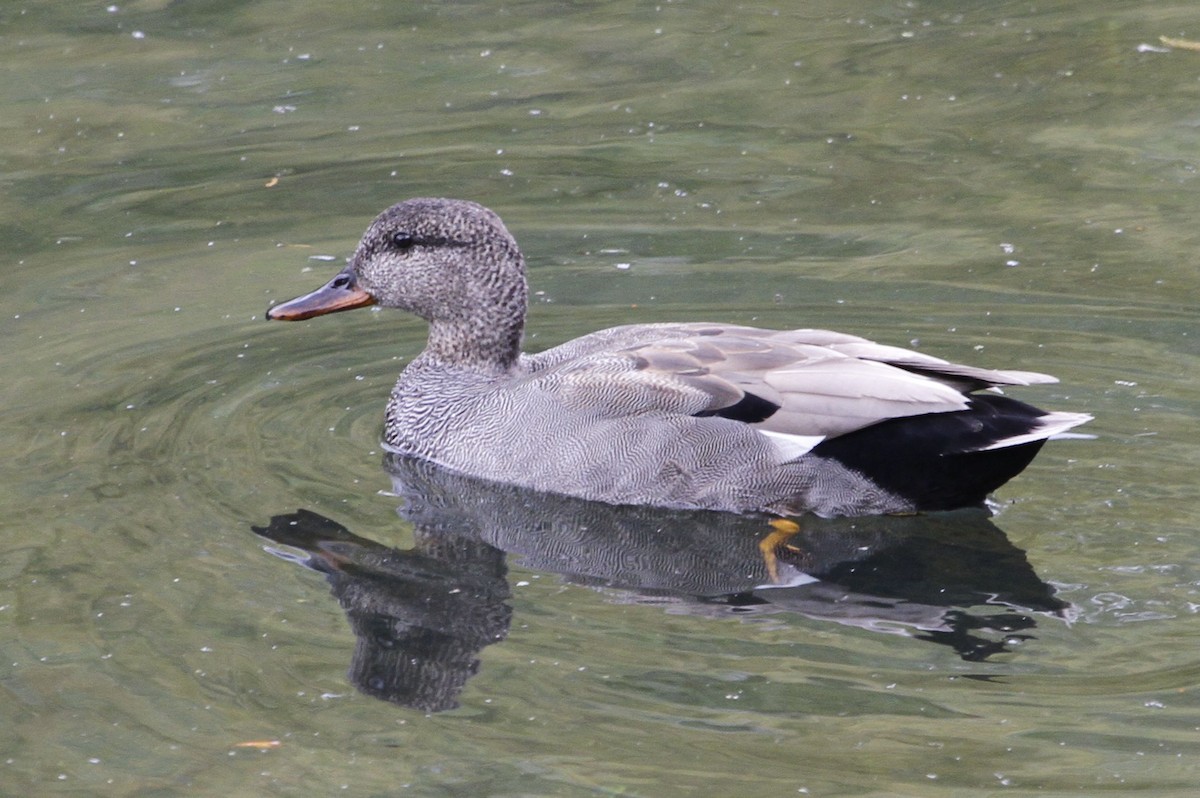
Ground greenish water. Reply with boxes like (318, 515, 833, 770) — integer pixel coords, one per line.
(3, 1, 1200, 795)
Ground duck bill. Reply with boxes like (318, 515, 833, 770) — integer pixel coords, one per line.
(267, 268, 376, 321)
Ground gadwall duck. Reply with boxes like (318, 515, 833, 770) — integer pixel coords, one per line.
(267, 198, 1090, 517)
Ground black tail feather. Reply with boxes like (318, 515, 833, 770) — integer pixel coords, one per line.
(812, 395, 1054, 511)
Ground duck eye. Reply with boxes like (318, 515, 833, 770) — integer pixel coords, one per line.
(390, 233, 416, 251)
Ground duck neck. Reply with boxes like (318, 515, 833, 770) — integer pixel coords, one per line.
(421, 313, 524, 375)
(411, 247, 528, 375)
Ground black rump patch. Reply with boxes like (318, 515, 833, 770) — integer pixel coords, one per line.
(811, 394, 1052, 511)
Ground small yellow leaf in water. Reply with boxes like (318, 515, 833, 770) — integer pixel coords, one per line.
(234, 740, 281, 749)
(1160, 35, 1200, 52)
(264, 176, 280, 188)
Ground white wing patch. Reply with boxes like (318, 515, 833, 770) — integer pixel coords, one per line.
(759, 429, 825, 461)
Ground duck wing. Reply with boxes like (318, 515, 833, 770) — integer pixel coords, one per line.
(525, 323, 1060, 440)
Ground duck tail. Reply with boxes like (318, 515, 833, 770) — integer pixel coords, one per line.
(812, 395, 1090, 511)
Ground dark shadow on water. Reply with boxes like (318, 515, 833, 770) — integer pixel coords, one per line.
(251, 454, 1070, 712)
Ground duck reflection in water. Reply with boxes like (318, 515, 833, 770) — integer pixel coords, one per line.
(252, 454, 1069, 713)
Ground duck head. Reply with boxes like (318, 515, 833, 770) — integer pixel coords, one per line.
(267, 198, 528, 368)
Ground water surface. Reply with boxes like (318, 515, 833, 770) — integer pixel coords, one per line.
(3, 1, 1200, 795)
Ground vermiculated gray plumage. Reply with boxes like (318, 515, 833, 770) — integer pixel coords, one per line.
(268, 198, 1091, 517)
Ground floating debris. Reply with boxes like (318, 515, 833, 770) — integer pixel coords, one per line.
(1159, 35, 1200, 51)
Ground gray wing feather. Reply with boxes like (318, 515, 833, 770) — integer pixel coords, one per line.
(522, 322, 1059, 438)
